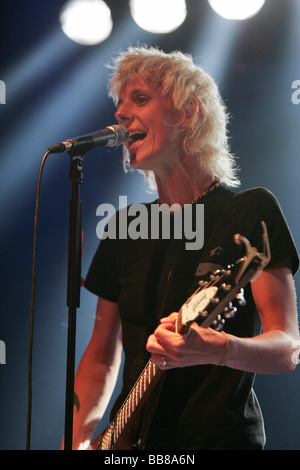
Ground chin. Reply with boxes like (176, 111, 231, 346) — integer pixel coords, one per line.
(128, 152, 154, 171)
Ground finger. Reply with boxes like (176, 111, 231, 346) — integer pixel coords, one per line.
(146, 334, 167, 355)
(154, 324, 181, 343)
(160, 312, 178, 324)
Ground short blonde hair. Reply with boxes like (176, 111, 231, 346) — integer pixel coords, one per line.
(107, 45, 240, 189)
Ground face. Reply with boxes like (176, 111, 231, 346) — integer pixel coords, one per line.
(115, 79, 184, 175)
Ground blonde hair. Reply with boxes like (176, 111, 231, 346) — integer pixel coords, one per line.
(107, 45, 240, 189)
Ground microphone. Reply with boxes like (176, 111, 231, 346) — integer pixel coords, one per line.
(48, 124, 129, 155)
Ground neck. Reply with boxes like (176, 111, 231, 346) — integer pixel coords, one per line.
(155, 156, 215, 206)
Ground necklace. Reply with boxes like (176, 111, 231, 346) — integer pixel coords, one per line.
(158, 178, 220, 214)
(188, 178, 220, 206)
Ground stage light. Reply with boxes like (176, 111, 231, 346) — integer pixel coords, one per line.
(208, 0, 265, 20)
(129, 0, 187, 34)
(59, 0, 113, 45)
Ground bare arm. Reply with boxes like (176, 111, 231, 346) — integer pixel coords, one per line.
(224, 261, 299, 373)
(70, 297, 122, 450)
(146, 261, 299, 374)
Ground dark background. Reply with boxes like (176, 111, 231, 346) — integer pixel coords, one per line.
(0, 0, 299, 450)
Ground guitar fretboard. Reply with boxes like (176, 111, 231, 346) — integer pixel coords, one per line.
(96, 358, 160, 450)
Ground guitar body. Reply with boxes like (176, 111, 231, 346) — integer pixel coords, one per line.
(90, 223, 271, 450)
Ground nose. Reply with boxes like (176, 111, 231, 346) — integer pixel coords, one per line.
(115, 101, 133, 126)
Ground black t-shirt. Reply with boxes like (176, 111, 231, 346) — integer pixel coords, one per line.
(84, 185, 299, 450)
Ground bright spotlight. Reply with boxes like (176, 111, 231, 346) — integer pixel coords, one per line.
(59, 0, 113, 45)
(129, 0, 187, 34)
(208, 0, 265, 20)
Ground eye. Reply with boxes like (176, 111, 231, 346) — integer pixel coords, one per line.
(137, 95, 149, 105)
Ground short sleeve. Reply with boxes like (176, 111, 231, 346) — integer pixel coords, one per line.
(84, 235, 120, 302)
(234, 188, 299, 275)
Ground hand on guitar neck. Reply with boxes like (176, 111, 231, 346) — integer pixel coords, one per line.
(146, 312, 229, 369)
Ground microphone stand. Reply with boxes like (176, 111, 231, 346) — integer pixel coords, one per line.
(64, 151, 84, 450)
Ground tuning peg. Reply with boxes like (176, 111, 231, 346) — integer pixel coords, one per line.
(212, 315, 225, 331)
(213, 269, 222, 274)
(198, 280, 208, 287)
(221, 282, 231, 291)
(236, 288, 246, 306)
(198, 310, 208, 318)
(223, 302, 237, 319)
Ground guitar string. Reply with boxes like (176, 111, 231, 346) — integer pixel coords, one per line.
(97, 358, 159, 449)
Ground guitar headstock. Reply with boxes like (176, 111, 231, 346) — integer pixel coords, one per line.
(175, 221, 271, 334)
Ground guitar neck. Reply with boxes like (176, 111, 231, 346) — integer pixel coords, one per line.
(96, 358, 163, 450)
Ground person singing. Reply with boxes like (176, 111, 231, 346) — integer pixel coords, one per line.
(68, 46, 299, 450)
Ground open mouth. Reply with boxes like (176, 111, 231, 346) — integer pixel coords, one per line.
(127, 131, 147, 147)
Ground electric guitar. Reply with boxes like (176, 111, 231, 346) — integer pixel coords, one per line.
(90, 222, 271, 450)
